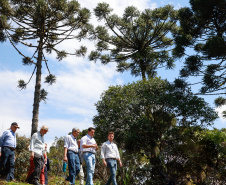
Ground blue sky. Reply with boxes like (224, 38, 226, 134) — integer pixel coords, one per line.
(0, 0, 225, 148)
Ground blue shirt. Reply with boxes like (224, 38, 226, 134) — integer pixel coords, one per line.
(0, 129, 16, 149)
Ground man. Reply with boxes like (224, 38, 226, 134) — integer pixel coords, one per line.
(0, 122, 20, 182)
(77, 139, 84, 185)
(101, 132, 122, 185)
(80, 127, 98, 185)
(63, 127, 80, 185)
(27, 125, 48, 185)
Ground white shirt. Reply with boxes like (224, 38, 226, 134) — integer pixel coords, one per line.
(80, 134, 96, 153)
(29, 132, 45, 155)
(64, 134, 78, 153)
(101, 140, 120, 160)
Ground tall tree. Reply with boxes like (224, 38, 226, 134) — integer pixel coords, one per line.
(173, 0, 226, 115)
(93, 78, 218, 184)
(0, 0, 91, 136)
(89, 3, 178, 80)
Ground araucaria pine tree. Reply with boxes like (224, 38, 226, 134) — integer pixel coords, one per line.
(0, 0, 91, 136)
(89, 3, 178, 80)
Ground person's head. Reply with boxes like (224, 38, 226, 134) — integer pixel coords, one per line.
(88, 127, 95, 137)
(40, 125, 49, 135)
(108, 132, 114, 142)
(11, 122, 20, 133)
(45, 143, 47, 150)
(77, 139, 81, 147)
(72, 127, 80, 138)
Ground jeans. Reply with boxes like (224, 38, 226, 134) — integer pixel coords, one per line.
(0, 147, 15, 181)
(83, 152, 96, 185)
(67, 150, 80, 185)
(106, 159, 117, 185)
(44, 166, 48, 184)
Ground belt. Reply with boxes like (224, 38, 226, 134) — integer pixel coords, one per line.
(67, 150, 78, 154)
(3, 146, 15, 151)
(106, 158, 116, 160)
(83, 151, 95, 154)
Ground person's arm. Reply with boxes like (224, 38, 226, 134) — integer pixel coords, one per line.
(0, 131, 6, 148)
(82, 143, 97, 148)
(63, 147, 68, 161)
(101, 143, 107, 166)
(29, 133, 36, 158)
(116, 145, 122, 167)
(63, 136, 68, 161)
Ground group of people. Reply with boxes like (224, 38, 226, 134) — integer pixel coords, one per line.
(0, 122, 122, 185)
(64, 127, 122, 185)
(0, 123, 50, 185)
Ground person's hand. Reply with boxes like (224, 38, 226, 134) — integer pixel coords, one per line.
(30, 152, 34, 159)
(63, 155, 68, 162)
(119, 161, 122, 167)
(93, 144, 98, 150)
(103, 160, 107, 167)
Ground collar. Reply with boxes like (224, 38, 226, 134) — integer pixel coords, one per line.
(70, 134, 76, 139)
(38, 131, 43, 137)
(9, 129, 15, 135)
(87, 134, 92, 139)
(107, 140, 114, 144)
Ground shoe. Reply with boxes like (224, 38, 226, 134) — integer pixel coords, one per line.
(25, 178, 32, 184)
(33, 181, 41, 185)
(11, 179, 18, 183)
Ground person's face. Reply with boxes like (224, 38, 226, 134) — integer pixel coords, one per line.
(73, 130, 80, 138)
(40, 129, 48, 135)
(11, 125, 18, 133)
(45, 144, 47, 150)
(108, 134, 114, 142)
(88, 129, 95, 137)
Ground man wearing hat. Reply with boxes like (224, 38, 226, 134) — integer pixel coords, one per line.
(0, 122, 20, 182)
(26, 125, 48, 185)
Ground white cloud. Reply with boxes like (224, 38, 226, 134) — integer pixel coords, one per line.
(215, 105, 226, 122)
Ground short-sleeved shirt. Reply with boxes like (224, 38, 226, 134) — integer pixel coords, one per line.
(80, 134, 96, 153)
(64, 134, 78, 153)
(101, 140, 120, 160)
(0, 129, 16, 149)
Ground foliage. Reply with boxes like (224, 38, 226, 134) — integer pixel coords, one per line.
(164, 127, 226, 184)
(48, 136, 65, 177)
(173, 0, 226, 116)
(0, 0, 91, 135)
(89, 3, 178, 80)
(93, 78, 218, 184)
(14, 135, 30, 182)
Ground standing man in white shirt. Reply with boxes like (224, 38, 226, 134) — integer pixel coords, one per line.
(27, 125, 48, 185)
(63, 127, 80, 185)
(80, 127, 98, 185)
(101, 132, 122, 185)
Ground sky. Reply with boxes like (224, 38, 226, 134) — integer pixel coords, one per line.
(0, 0, 225, 149)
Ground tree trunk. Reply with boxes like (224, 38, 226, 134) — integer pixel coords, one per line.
(140, 60, 146, 81)
(31, 39, 43, 136)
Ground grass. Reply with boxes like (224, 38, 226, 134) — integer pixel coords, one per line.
(0, 177, 102, 185)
